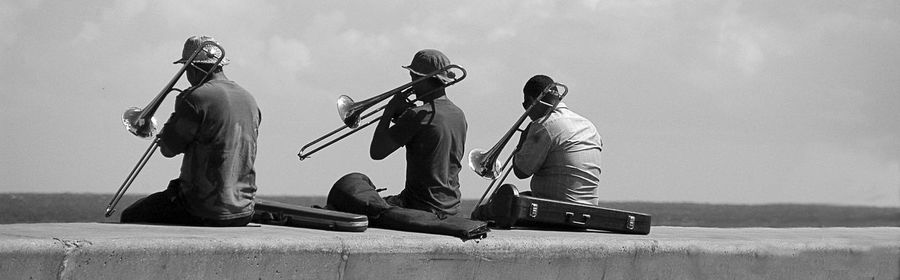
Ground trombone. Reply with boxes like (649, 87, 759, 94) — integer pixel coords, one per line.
(467, 82, 569, 214)
(297, 64, 467, 161)
(105, 41, 225, 218)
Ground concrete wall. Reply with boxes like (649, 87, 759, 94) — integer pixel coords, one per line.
(1, 223, 898, 279)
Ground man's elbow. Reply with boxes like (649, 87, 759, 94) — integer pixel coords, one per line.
(513, 166, 530, 179)
(160, 150, 177, 158)
(369, 150, 387, 160)
(369, 135, 395, 160)
(158, 144, 180, 158)
(369, 144, 389, 160)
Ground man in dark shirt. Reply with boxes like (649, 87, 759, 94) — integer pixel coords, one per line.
(335, 49, 467, 217)
(120, 36, 261, 227)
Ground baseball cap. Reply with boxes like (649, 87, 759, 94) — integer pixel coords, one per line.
(402, 49, 455, 84)
(173, 35, 230, 66)
(523, 75, 556, 97)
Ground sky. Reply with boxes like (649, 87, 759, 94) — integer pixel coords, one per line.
(1, 0, 898, 207)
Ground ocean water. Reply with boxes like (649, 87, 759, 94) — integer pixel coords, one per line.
(1, 193, 898, 227)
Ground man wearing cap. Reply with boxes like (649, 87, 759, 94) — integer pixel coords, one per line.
(334, 49, 467, 217)
(471, 75, 602, 222)
(513, 75, 603, 205)
(120, 36, 261, 227)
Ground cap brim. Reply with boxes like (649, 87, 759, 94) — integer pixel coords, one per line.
(402, 65, 452, 84)
(173, 58, 230, 65)
(402, 65, 426, 76)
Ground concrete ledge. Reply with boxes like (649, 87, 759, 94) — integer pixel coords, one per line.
(0, 223, 898, 279)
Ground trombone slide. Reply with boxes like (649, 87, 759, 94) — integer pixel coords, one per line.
(467, 82, 569, 209)
(107, 41, 225, 217)
(297, 64, 467, 161)
(105, 138, 159, 217)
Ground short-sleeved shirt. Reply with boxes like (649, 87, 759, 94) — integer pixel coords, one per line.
(158, 79, 261, 220)
(389, 98, 467, 215)
(513, 103, 602, 205)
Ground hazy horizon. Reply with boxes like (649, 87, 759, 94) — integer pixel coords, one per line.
(3, 191, 900, 208)
(2, 1, 898, 207)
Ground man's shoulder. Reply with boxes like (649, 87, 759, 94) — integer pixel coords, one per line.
(406, 99, 461, 117)
(534, 109, 595, 137)
(548, 108, 594, 125)
(183, 81, 219, 99)
(433, 99, 465, 118)
(186, 80, 253, 101)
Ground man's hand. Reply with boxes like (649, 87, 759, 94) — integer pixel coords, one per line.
(370, 92, 411, 160)
(385, 92, 412, 119)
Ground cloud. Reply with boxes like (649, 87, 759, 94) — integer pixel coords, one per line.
(715, 26, 765, 76)
(268, 36, 311, 75)
(281, 10, 395, 69)
(0, 0, 42, 49)
(73, 22, 102, 44)
(73, 0, 148, 44)
(487, 27, 517, 42)
(101, 0, 148, 23)
(339, 29, 391, 57)
(710, 1, 801, 78)
(307, 10, 347, 36)
(395, 2, 558, 47)
(153, 0, 281, 32)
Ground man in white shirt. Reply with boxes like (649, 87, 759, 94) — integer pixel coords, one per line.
(512, 75, 603, 206)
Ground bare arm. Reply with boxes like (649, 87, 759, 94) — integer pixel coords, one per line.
(512, 123, 549, 179)
(369, 94, 412, 160)
(158, 96, 199, 158)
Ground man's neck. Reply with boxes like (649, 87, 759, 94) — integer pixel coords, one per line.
(416, 88, 447, 102)
(197, 72, 227, 85)
(207, 71, 227, 81)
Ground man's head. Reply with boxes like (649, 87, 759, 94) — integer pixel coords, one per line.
(522, 75, 561, 120)
(404, 49, 454, 101)
(174, 36, 228, 86)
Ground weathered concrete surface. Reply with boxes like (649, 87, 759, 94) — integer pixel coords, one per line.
(0, 223, 897, 280)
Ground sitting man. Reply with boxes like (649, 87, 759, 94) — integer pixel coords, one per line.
(120, 36, 261, 227)
(333, 49, 467, 218)
(472, 74, 603, 222)
(512, 74, 603, 205)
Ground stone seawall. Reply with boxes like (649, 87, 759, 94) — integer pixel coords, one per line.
(0, 223, 897, 279)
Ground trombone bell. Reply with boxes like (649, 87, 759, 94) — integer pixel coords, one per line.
(336, 95, 360, 128)
(123, 107, 158, 139)
(468, 149, 502, 180)
(297, 64, 467, 161)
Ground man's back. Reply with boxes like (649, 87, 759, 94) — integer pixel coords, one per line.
(163, 79, 261, 220)
(514, 103, 602, 205)
(395, 98, 467, 215)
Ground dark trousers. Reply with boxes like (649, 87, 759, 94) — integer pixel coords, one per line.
(334, 173, 449, 218)
(120, 180, 251, 227)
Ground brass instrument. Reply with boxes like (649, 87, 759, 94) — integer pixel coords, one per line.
(105, 41, 225, 218)
(467, 82, 569, 213)
(297, 64, 467, 161)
